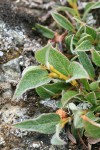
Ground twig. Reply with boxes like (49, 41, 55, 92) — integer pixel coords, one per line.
(65, 11, 76, 26)
(78, 130, 88, 150)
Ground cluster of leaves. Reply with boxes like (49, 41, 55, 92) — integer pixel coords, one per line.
(13, 0, 100, 146)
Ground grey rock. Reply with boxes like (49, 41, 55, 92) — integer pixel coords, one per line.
(0, 20, 25, 51)
(0, 51, 3, 56)
(1, 86, 13, 99)
(1, 104, 29, 124)
(1, 58, 21, 83)
(40, 99, 57, 110)
(0, 82, 13, 105)
(0, 135, 5, 146)
(30, 141, 41, 148)
(23, 39, 41, 52)
(11, 148, 24, 150)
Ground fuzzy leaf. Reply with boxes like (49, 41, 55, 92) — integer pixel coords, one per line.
(73, 17, 83, 24)
(51, 123, 66, 145)
(86, 112, 99, 122)
(66, 61, 90, 83)
(75, 40, 93, 51)
(51, 12, 75, 32)
(77, 33, 93, 45)
(61, 90, 79, 107)
(86, 26, 97, 40)
(81, 115, 100, 138)
(13, 66, 51, 99)
(73, 110, 84, 128)
(70, 35, 75, 54)
(77, 51, 95, 79)
(94, 106, 100, 113)
(95, 33, 100, 51)
(91, 50, 100, 67)
(90, 80, 100, 91)
(14, 113, 60, 134)
(81, 79, 90, 91)
(85, 92, 97, 105)
(35, 44, 70, 76)
(76, 25, 84, 37)
(56, 6, 77, 16)
(83, 2, 100, 21)
(35, 24, 54, 39)
(65, 35, 72, 49)
(36, 82, 69, 98)
(68, 103, 78, 111)
(95, 92, 100, 99)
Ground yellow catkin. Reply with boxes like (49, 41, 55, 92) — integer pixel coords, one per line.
(71, 80, 79, 87)
(49, 73, 59, 78)
(49, 65, 69, 80)
(49, 64, 79, 87)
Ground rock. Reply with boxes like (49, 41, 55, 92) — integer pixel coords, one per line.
(0, 135, 5, 146)
(12, 0, 61, 22)
(30, 141, 41, 149)
(0, 20, 25, 51)
(40, 99, 57, 110)
(11, 148, 24, 150)
(1, 104, 29, 124)
(0, 82, 13, 105)
(0, 51, 3, 56)
(23, 39, 41, 53)
(1, 58, 21, 83)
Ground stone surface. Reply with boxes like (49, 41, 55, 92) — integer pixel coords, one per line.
(1, 58, 21, 83)
(0, 104, 29, 124)
(0, 135, 5, 146)
(0, 82, 13, 105)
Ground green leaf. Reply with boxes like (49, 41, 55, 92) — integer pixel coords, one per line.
(83, 2, 100, 21)
(36, 82, 69, 98)
(77, 51, 95, 79)
(66, 61, 90, 83)
(14, 113, 60, 134)
(85, 92, 97, 105)
(51, 12, 75, 32)
(86, 26, 97, 40)
(73, 16, 83, 24)
(75, 40, 93, 51)
(76, 25, 84, 37)
(82, 115, 100, 138)
(61, 90, 79, 107)
(70, 35, 75, 54)
(35, 44, 70, 76)
(86, 112, 99, 122)
(65, 35, 72, 49)
(77, 33, 93, 45)
(71, 126, 84, 141)
(35, 24, 54, 39)
(73, 110, 84, 128)
(90, 81, 100, 91)
(81, 79, 90, 91)
(51, 123, 66, 145)
(65, 35, 78, 54)
(95, 92, 100, 99)
(68, 103, 78, 111)
(96, 27, 100, 32)
(94, 106, 100, 113)
(95, 33, 100, 51)
(91, 50, 100, 67)
(56, 6, 77, 16)
(13, 66, 51, 99)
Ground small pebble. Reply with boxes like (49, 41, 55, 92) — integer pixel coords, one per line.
(0, 51, 3, 56)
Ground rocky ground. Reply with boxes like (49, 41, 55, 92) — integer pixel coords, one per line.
(0, 0, 100, 150)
